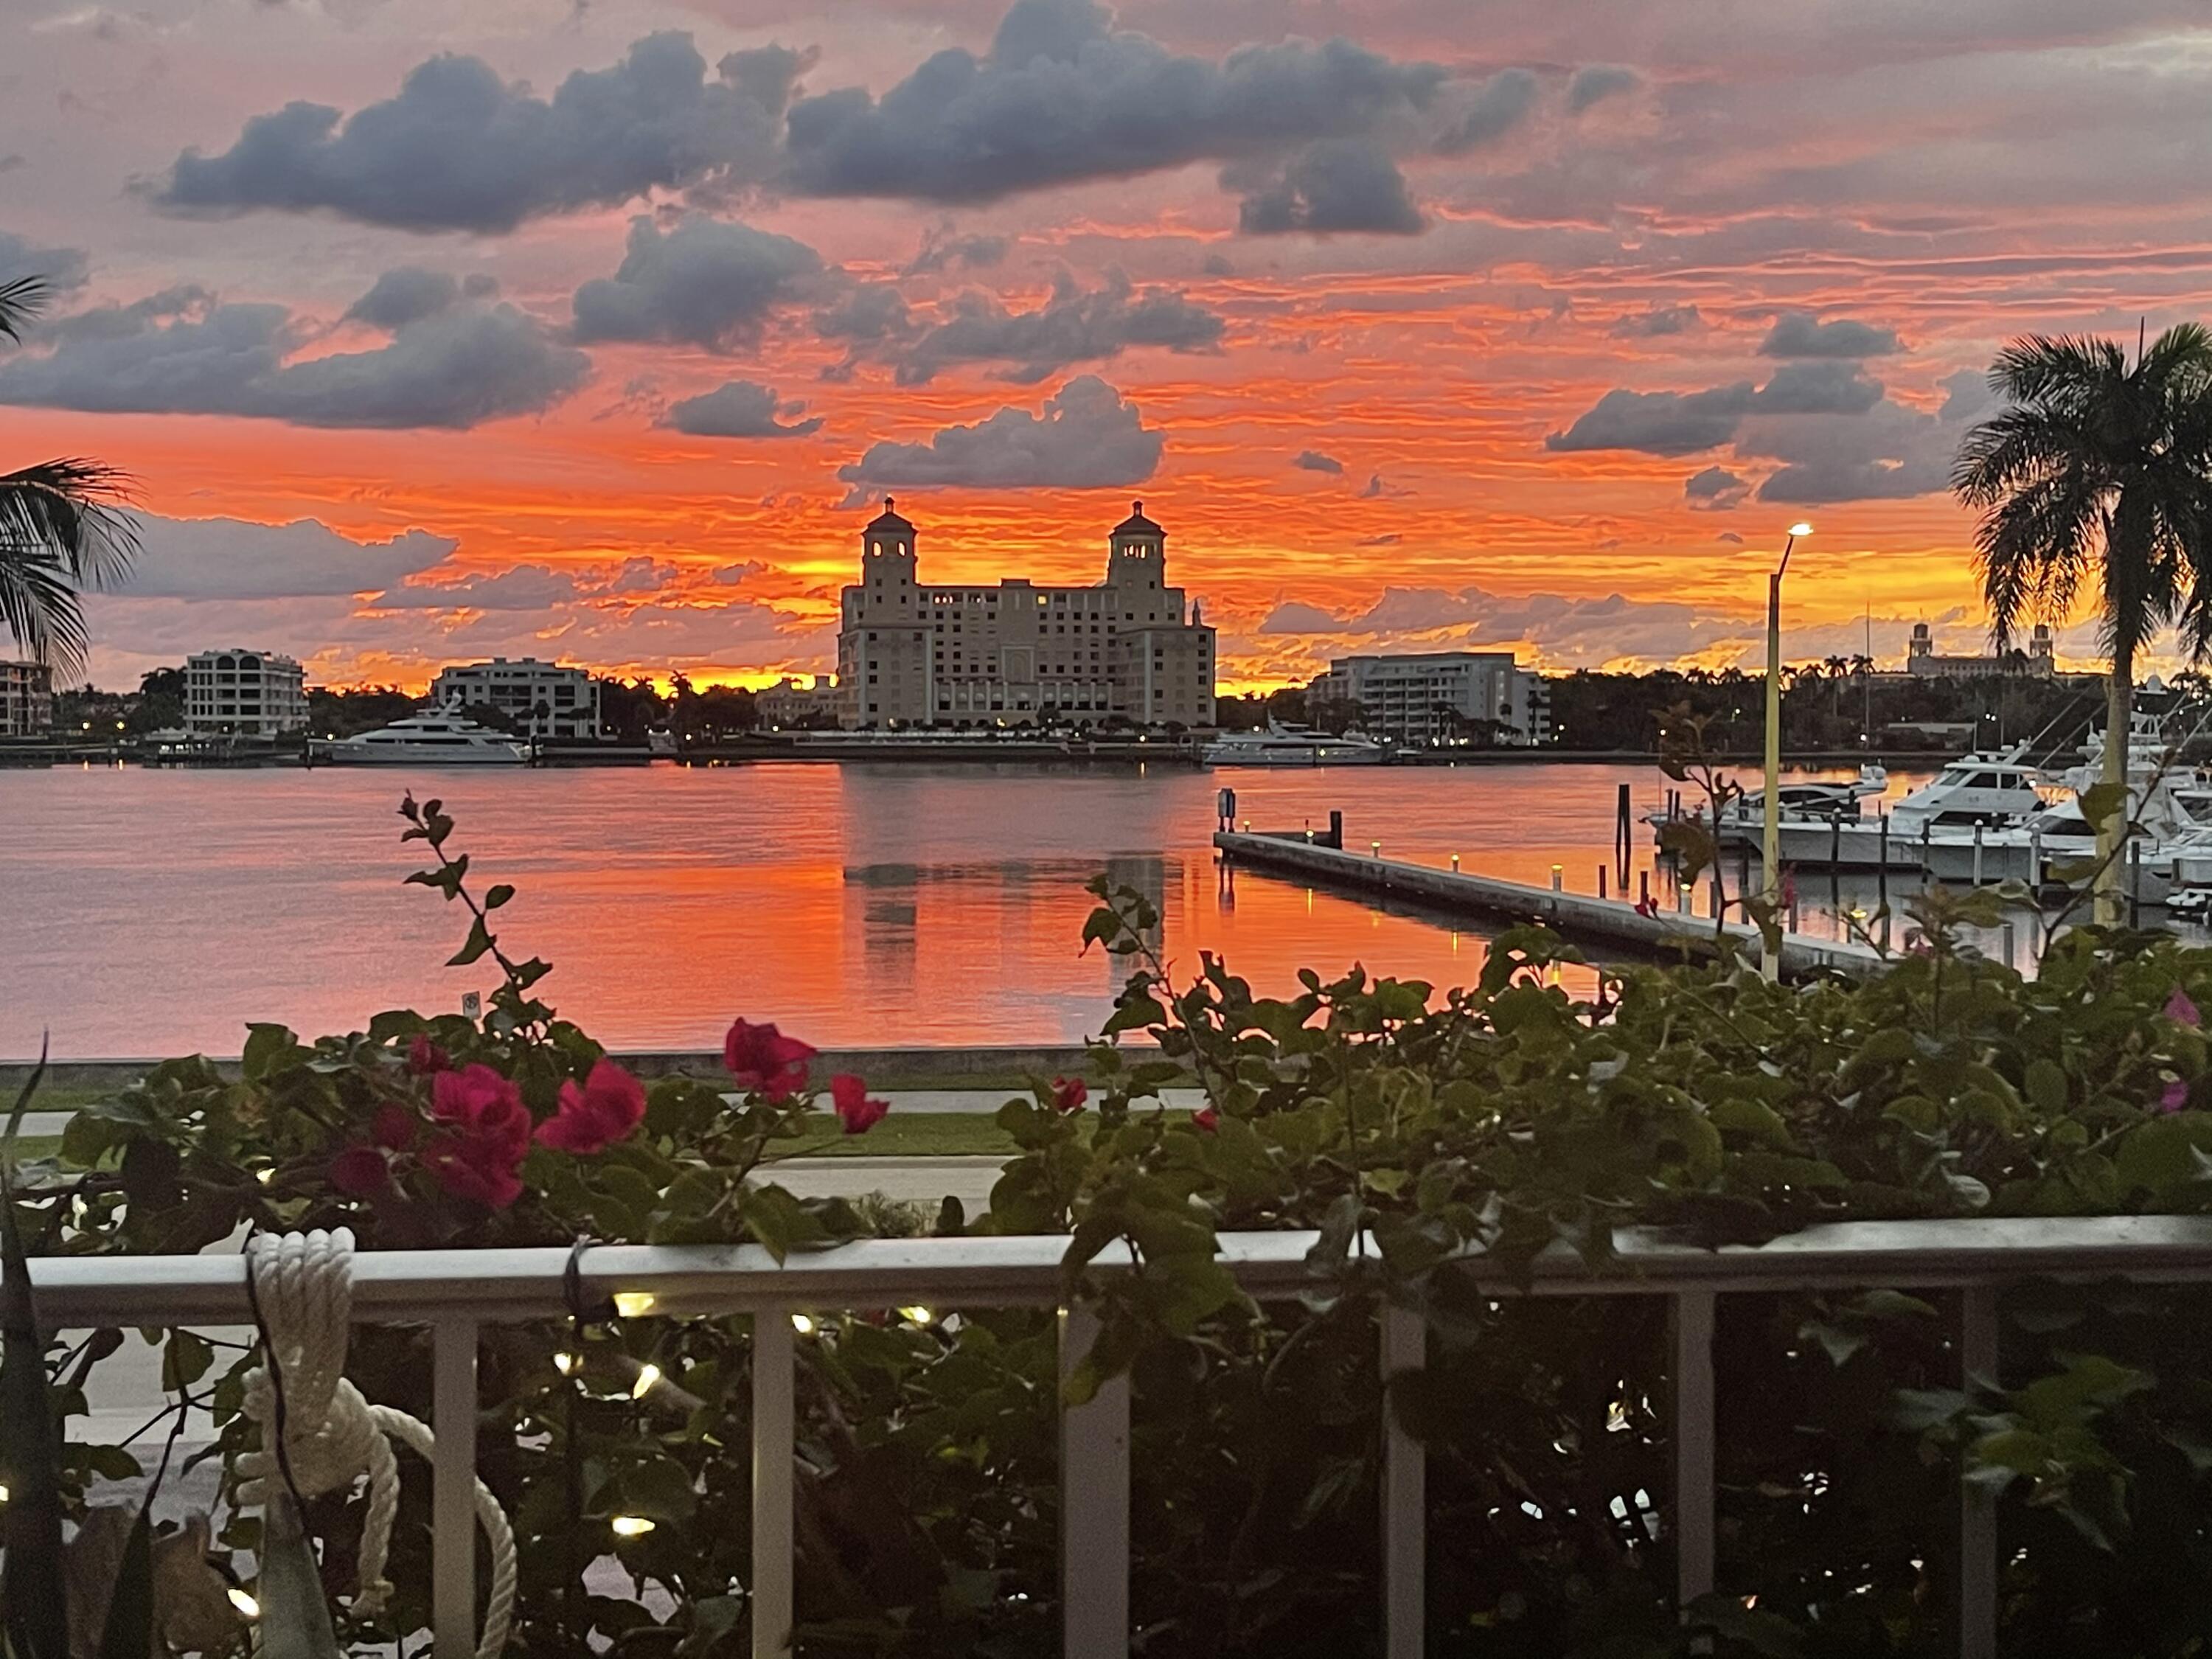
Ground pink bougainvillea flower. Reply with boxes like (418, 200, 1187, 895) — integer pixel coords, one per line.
(723, 1020, 818, 1102)
(371, 1103, 420, 1152)
(830, 1073, 890, 1135)
(1192, 1107, 1220, 1134)
(537, 1059, 648, 1155)
(1050, 1076, 1088, 1114)
(2167, 988, 2202, 1029)
(423, 1063, 531, 1208)
(2162, 1078, 2191, 1114)
(407, 1034, 451, 1076)
(328, 1145, 391, 1196)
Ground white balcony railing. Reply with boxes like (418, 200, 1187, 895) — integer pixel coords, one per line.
(32, 1214, 2212, 1659)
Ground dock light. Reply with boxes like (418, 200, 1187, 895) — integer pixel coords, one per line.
(611, 1516, 656, 1538)
(631, 1363, 662, 1399)
(553, 1352, 578, 1377)
(790, 1313, 816, 1335)
(226, 1588, 260, 1620)
(612, 1292, 656, 1318)
(900, 1306, 936, 1326)
(1551, 864, 1563, 891)
(1371, 841, 1382, 857)
(1242, 818, 1251, 832)
(1451, 853, 1461, 872)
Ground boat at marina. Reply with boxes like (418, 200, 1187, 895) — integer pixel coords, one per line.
(1773, 749, 2044, 869)
(1647, 765, 1888, 847)
(1202, 723, 1387, 767)
(310, 714, 531, 766)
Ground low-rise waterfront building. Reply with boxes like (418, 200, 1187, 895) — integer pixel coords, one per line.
(1900, 620, 2056, 680)
(836, 500, 1216, 729)
(184, 649, 307, 737)
(429, 658, 600, 740)
(0, 661, 55, 737)
(1310, 651, 1550, 746)
(756, 674, 841, 728)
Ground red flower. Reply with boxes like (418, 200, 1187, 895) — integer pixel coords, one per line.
(1192, 1107, 1220, 1134)
(829, 1073, 889, 1135)
(2162, 1078, 2191, 1115)
(724, 1020, 817, 1102)
(328, 1145, 391, 1196)
(1050, 1076, 1088, 1114)
(423, 1064, 531, 1209)
(407, 1034, 451, 1076)
(372, 1104, 419, 1151)
(537, 1060, 648, 1155)
(2168, 987, 2202, 1029)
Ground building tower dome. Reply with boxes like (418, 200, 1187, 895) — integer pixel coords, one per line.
(1106, 499, 1166, 589)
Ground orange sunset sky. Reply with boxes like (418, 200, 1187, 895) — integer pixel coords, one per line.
(4, 0, 2210, 693)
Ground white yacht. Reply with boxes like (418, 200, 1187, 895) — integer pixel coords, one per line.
(1649, 765, 1887, 849)
(310, 714, 531, 766)
(1202, 723, 1388, 767)
(1773, 749, 2044, 869)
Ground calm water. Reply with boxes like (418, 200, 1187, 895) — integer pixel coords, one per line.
(2, 759, 1905, 1060)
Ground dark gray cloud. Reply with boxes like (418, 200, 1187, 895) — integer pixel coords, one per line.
(661, 378, 824, 437)
(365, 566, 585, 611)
(0, 230, 89, 298)
(892, 268, 1223, 384)
(113, 515, 459, 600)
(836, 373, 1161, 491)
(0, 276, 588, 428)
(1545, 383, 1755, 456)
(1435, 67, 1538, 153)
(783, 0, 1445, 204)
(1567, 64, 1641, 114)
(1238, 138, 1425, 235)
(344, 266, 462, 330)
(1759, 310, 1902, 358)
(571, 215, 824, 351)
(1684, 465, 1747, 509)
(903, 228, 1012, 276)
(153, 33, 800, 233)
(814, 283, 914, 345)
(1752, 360, 1885, 414)
(1610, 302, 1701, 338)
(1293, 448, 1345, 474)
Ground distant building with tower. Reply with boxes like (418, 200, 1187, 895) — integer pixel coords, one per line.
(1903, 621, 2056, 680)
(835, 500, 1217, 728)
(756, 674, 841, 728)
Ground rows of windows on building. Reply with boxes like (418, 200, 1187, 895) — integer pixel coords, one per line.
(428, 658, 599, 740)
(1310, 653, 1552, 747)
(184, 649, 309, 737)
(835, 499, 1217, 729)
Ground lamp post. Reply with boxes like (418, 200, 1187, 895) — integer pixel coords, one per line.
(1763, 523, 1813, 979)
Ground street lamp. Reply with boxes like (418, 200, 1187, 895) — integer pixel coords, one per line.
(1763, 523, 1813, 980)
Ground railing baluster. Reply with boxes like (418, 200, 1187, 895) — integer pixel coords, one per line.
(1381, 1302, 1426, 1659)
(1060, 1304, 1130, 1659)
(752, 1308, 796, 1659)
(1958, 1286, 1999, 1659)
(432, 1316, 479, 1659)
(1672, 1290, 1717, 1612)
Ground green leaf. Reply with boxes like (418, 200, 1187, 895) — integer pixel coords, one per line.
(447, 917, 495, 967)
(2025, 1058, 2069, 1113)
(94, 1505, 153, 1659)
(484, 883, 515, 910)
(256, 1489, 341, 1659)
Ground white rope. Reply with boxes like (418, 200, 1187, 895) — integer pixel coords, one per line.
(240, 1228, 517, 1659)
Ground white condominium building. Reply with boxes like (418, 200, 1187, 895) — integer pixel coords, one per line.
(184, 649, 308, 737)
(429, 658, 600, 741)
(0, 661, 54, 737)
(836, 500, 1217, 729)
(1311, 651, 1550, 746)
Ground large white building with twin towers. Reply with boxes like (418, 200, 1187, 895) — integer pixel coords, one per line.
(835, 499, 1217, 729)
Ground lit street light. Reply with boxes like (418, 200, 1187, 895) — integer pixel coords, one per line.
(1763, 523, 1814, 981)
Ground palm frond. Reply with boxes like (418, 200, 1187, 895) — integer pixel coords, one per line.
(0, 459, 140, 681)
(1987, 334, 2125, 409)
(0, 274, 47, 344)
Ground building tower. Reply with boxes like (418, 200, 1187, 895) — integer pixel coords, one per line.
(1105, 500, 1166, 591)
(1907, 621, 1933, 669)
(2029, 622, 2055, 671)
(862, 497, 918, 605)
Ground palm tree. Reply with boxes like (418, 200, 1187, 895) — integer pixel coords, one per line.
(0, 275, 137, 681)
(1952, 324, 2212, 920)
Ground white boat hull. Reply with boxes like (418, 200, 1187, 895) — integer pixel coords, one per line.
(1203, 748, 1387, 767)
(312, 742, 528, 765)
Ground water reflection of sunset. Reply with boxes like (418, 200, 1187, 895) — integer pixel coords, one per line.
(2, 760, 1913, 1060)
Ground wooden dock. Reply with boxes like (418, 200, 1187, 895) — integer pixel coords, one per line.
(1214, 830, 1885, 980)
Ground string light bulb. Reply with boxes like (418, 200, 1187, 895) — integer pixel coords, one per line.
(227, 1588, 260, 1619)
(612, 1292, 656, 1318)
(899, 1307, 936, 1326)
(610, 1516, 655, 1537)
(552, 1352, 578, 1377)
(790, 1313, 815, 1335)
(631, 1363, 662, 1399)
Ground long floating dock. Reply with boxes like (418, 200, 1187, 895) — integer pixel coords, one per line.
(1215, 829, 1885, 981)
